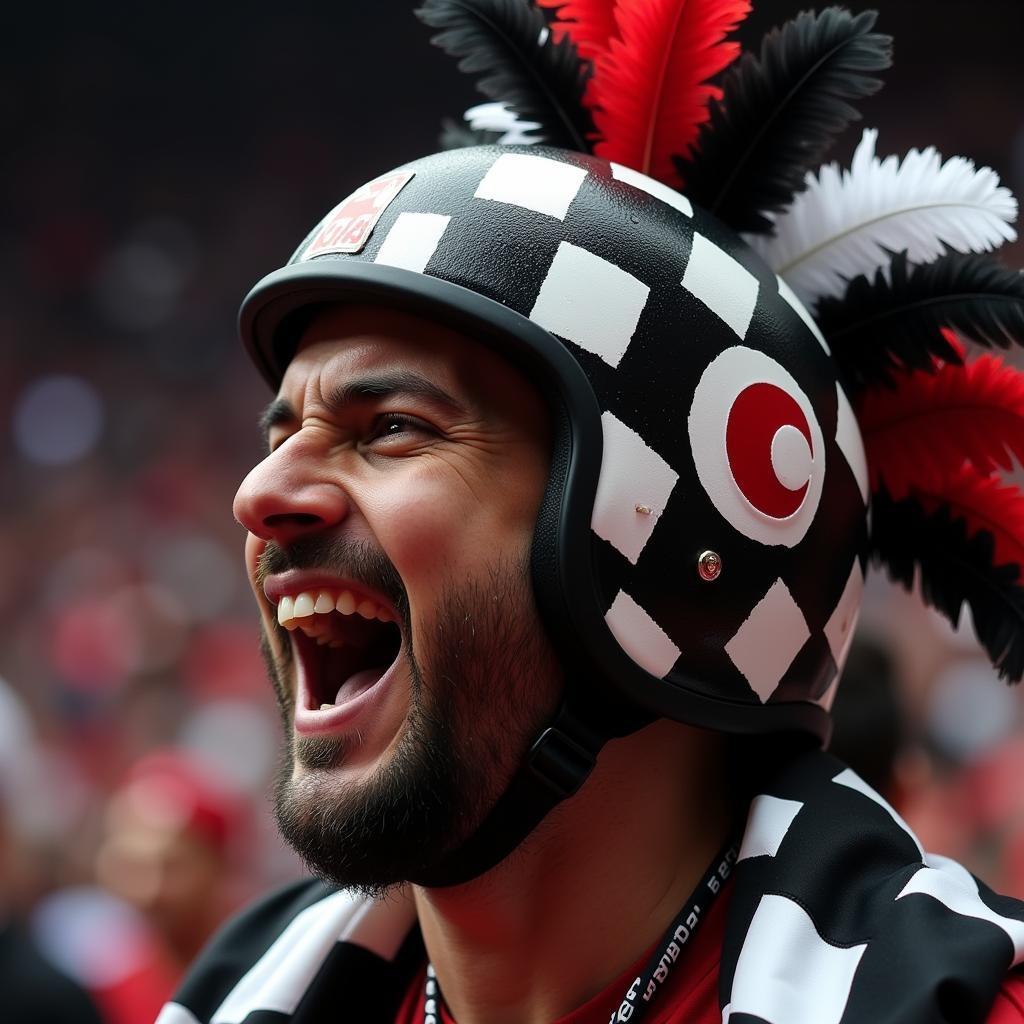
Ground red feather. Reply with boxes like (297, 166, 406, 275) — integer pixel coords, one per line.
(858, 353, 1024, 500)
(535, 0, 618, 61)
(586, 0, 751, 185)
(939, 326, 966, 362)
(913, 466, 1024, 572)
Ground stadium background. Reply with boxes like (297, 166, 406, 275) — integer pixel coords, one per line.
(2, 0, 1023, 1016)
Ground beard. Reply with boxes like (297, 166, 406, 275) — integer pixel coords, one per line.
(257, 537, 560, 895)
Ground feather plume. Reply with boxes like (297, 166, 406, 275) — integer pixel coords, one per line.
(817, 251, 1024, 390)
(914, 466, 1024, 574)
(858, 352, 1024, 500)
(587, 0, 751, 186)
(415, 0, 594, 151)
(464, 101, 545, 143)
(535, 0, 618, 60)
(440, 118, 503, 149)
(676, 8, 892, 233)
(747, 128, 1019, 305)
(871, 484, 1024, 682)
(939, 326, 968, 363)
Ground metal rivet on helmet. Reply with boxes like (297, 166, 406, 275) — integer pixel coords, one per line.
(697, 551, 722, 582)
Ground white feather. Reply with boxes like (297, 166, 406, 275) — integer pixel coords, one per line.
(746, 128, 1019, 306)
(464, 102, 544, 145)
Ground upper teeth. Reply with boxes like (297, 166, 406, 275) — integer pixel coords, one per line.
(277, 589, 396, 639)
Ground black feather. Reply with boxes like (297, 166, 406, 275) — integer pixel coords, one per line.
(415, 0, 594, 152)
(675, 8, 892, 234)
(871, 485, 1024, 682)
(816, 251, 1024, 392)
(439, 117, 503, 150)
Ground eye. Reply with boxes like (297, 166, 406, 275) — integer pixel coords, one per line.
(367, 413, 435, 444)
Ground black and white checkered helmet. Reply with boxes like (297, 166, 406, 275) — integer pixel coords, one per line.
(240, 145, 870, 743)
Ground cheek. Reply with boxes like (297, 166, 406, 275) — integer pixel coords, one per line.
(374, 485, 475, 577)
(365, 468, 540, 581)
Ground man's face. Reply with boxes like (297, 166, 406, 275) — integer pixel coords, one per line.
(232, 304, 561, 891)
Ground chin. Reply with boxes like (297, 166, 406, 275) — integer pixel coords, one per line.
(263, 553, 561, 889)
(272, 692, 471, 892)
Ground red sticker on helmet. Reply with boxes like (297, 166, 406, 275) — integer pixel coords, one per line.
(725, 383, 812, 518)
(301, 171, 415, 259)
(689, 347, 825, 548)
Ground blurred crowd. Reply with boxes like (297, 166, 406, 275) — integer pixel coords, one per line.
(3, 1, 1024, 1021)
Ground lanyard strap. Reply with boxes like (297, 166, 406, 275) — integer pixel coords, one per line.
(607, 835, 739, 1023)
(422, 833, 740, 1024)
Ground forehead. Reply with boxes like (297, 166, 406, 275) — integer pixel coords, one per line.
(280, 303, 508, 402)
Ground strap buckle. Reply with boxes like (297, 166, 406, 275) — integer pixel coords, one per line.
(526, 724, 598, 799)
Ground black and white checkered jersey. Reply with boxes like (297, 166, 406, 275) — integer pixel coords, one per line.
(157, 750, 1024, 1024)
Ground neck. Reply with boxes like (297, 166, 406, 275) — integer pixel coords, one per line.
(414, 719, 737, 1024)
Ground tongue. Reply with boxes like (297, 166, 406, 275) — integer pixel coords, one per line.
(333, 666, 387, 705)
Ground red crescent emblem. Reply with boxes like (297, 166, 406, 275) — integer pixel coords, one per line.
(726, 383, 813, 518)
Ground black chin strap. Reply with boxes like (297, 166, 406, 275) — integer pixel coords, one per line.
(409, 694, 650, 888)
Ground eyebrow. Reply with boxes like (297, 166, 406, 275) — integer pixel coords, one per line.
(259, 370, 469, 447)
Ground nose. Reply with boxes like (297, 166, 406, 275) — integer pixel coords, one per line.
(233, 444, 351, 544)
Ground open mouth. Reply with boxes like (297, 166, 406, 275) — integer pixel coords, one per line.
(276, 588, 404, 713)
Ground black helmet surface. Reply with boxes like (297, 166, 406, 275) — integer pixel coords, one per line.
(240, 144, 870, 745)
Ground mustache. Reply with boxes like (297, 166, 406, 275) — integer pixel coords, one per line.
(256, 536, 409, 620)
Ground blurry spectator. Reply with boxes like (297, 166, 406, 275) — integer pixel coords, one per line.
(828, 633, 964, 848)
(0, 680, 104, 1023)
(91, 750, 243, 1024)
(830, 634, 914, 806)
(830, 639, 1024, 875)
(0, 903, 105, 1024)
(917, 659, 1024, 888)
(0, 4, 1020, 1019)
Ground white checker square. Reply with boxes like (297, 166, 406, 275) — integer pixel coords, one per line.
(374, 212, 451, 274)
(211, 890, 364, 1021)
(824, 560, 863, 667)
(681, 232, 759, 338)
(156, 1007, 200, 1024)
(610, 162, 692, 217)
(898, 858, 1024, 964)
(724, 894, 866, 1024)
(605, 590, 680, 678)
(592, 412, 678, 564)
(530, 242, 650, 367)
(738, 795, 805, 861)
(835, 382, 869, 504)
(474, 153, 587, 221)
(208, 890, 415, 1023)
(725, 578, 810, 702)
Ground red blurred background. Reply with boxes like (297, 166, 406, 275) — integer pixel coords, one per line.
(1, 1, 1023, 1019)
